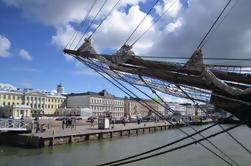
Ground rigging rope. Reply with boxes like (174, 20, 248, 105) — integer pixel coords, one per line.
(78, 57, 237, 166)
(108, 119, 249, 166)
(88, 0, 121, 39)
(112, 73, 241, 166)
(130, 0, 178, 46)
(123, 0, 161, 45)
(197, 0, 232, 49)
(177, 85, 251, 155)
(74, 0, 108, 50)
(65, 0, 97, 50)
(201, 0, 240, 48)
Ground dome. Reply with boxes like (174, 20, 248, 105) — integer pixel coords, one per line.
(0, 83, 17, 91)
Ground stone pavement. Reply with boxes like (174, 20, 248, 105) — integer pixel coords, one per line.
(31, 121, 170, 138)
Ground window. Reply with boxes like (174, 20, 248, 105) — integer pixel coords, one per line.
(3, 102, 5, 106)
(8, 102, 10, 106)
(13, 95, 15, 100)
(3, 95, 6, 99)
(8, 95, 11, 99)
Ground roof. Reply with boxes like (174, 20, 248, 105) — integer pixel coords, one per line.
(66, 90, 123, 99)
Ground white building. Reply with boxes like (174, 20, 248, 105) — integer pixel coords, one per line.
(66, 90, 124, 119)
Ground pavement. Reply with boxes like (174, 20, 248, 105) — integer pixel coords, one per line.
(29, 120, 170, 138)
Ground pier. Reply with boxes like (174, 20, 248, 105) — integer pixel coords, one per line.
(0, 122, 184, 148)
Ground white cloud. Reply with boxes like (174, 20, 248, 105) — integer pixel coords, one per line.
(163, 95, 192, 104)
(3, 0, 251, 66)
(19, 49, 32, 61)
(0, 35, 11, 57)
(91, 5, 157, 54)
(165, 18, 183, 32)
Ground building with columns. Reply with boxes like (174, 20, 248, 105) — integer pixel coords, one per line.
(66, 90, 124, 119)
(0, 83, 66, 117)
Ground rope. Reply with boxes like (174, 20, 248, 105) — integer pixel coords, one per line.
(88, 0, 122, 39)
(123, 0, 161, 45)
(77, 57, 236, 166)
(134, 56, 251, 61)
(177, 85, 251, 155)
(74, 0, 108, 50)
(109, 119, 249, 166)
(65, 0, 97, 49)
(201, 0, 240, 48)
(133, 75, 241, 166)
(197, 0, 232, 49)
(130, 0, 178, 46)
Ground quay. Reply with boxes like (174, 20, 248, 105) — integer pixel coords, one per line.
(0, 122, 184, 148)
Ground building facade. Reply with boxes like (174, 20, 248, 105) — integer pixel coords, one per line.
(66, 90, 124, 119)
(0, 83, 66, 116)
(0, 105, 32, 119)
(124, 97, 165, 118)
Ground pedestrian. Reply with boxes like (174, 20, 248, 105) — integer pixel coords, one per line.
(62, 118, 65, 130)
(137, 118, 140, 125)
(66, 118, 69, 128)
(111, 119, 115, 129)
(122, 118, 126, 126)
(90, 117, 94, 127)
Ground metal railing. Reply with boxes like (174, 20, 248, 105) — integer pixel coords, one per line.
(0, 118, 32, 131)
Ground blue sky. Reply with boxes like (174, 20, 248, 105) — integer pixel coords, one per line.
(0, 0, 249, 102)
(1, 0, 178, 96)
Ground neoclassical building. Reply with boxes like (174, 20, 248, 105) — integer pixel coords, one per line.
(66, 90, 124, 119)
(0, 83, 66, 117)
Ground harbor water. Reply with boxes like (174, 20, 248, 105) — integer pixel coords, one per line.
(0, 125, 251, 166)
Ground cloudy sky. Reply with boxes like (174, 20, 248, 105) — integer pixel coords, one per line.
(0, 0, 250, 100)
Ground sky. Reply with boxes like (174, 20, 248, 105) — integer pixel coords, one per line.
(0, 0, 250, 102)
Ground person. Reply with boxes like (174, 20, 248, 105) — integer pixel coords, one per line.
(20, 115, 24, 127)
(122, 118, 126, 126)
(90, 117, 94, 127)
(137, 117, 140, 125)
(111, 119, 115, 129)
(62, 118, 65, 130)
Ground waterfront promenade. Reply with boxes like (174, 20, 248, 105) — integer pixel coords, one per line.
(0, 120, 179, 148)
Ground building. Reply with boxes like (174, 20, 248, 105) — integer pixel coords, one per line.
(0, 83, 66, 116)
(0, 105, 32, 119)
(124, 97, 165, 118)
(66, 90, 124, 119)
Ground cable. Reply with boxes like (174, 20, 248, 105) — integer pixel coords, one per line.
(111, 72, 240, 166)
(79, 57, 237, 166)
(65, 0, 97, 49)
(197, 0, 232, 48)
(201, 0, 240, 48)
(130, 0, 178, 46)
(88, 0, 121, 39)
(123, 0, 160, 45)
(74, 0, 108, 50)
(65, 51, 250, 165)
(135, 56, 251, 61)
(139, 75, 249, 161)
(108, 119, 249, 166)
(177, 85, 251, 154)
